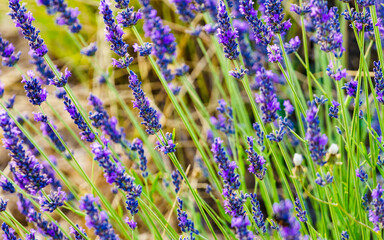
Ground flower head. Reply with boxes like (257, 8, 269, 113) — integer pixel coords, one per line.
(39, 187, 66, 212)
(22, 71, 47, 105)
(0, 36, 20, 67)
(255, 68, 280, 123)
(80, 42, 98, 56)
(79, 194, 119, 240)
(246, 137, 267, 180)
(8, 0, 48, 56)
(305, 105, 328, 165)
(128, 71, 162, 135)
(217, 0, 239, 60)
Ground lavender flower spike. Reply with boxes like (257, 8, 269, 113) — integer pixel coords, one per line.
(39, 187, 66, 212)
(80, 42, 97, 56)
(0, 36, 21, 67)
(239, 0, 273, 45)
(211, 137, 240, 192)
(2, 222, 18, 240)
(79, 194, 119, 240)
(217, 0, 239, 60)
(0, 111, 51, 194)
(264, 0, 291, 34)
(273, 200, 301, 239)
(128, 70, 162, 135)
(369, 184, 384, 231)
(8, 0, 48, 57)
(255, 67, 280, 123)
(246, 137, 267, 180)
(22, 71, 48, 105)
(374, 61, 384, 103)
(37, 0, 82, 33)
(177, 197, 199, 240)
(305, 105, 328, 165)
(99, 0, 133, 68)
(64, 95, 95, 142)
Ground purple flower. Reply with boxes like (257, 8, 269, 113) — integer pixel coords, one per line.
(131, 138, 148, 177)
(264, 0, 291, 34)
(327, 61, 347, 81)
(231, 215, 254, 240)
(342, 9, 374, 36)
(229, 66, 248, 80)
(253, 122, 265, 151)
(246, 137, 267, 180)
(342, 80, 358, 98)
(49, 67, 71, 87)
(0, 111, 51, 194)
(211, 138, 240, 192)
(25, 229, 36, 240)
(79, 194, 119, 240)
(267, 44, 282, 63)
(315, 172, 333, 186)
(266, 117, 288, 142)
(283, 100, 294, 116)
(309, 0, 344, 57)
(99, 0, 133, 68)
(8, 0, 48, 57)
(272, 199, 301, 239)
(139, 0, 177, 81)
(341, 231, 350, 240)
(175, 64, 189, 77)
(240, 0, 273, 45)
(171, 170, 183, 193)
(17, 193, 65, 239)
(255, 68, 280, 123)
(70, 225, 88, 240)
(29, 50, 55, 85)
(0, 176, 15, 193)
(80, 42, 98, 56)
(34, 113, 65, 152)
(0, 198, 7, 212)
(132, 42, 152, 56)
(39, 187, 66, 212)
(290, 3, 311, 15)
(64, 95, 95, 142)
(91, 137, 142, 217)
(294, 198, 307, 222)
(22, 71, 47, 105)
(211, 99, 234, 135)
(234, 20, 263, 75)
(369, 184, 384, 231)
(0, 36, 20, 67)
(116, 7, 142, 28)
(128, 70, 162, 135)
(177, 197, 199, 239)
(155, 132, 176, 154)
(250, 193, 266, 234)
(125, 218, 137, 229)
(284, 36, 301, 54)
(37, 0, 82, 33)
(217, 0, 239, 60)
(88, 94, 124, 143)
(356, 167, 368, 182)
(305, 105, 328, 165)
(357, 0, 375, 7)
(329, 100, 340, 119)
(374, 61, 384, 103)
(2, 223, 18, 240)
(171, 0, 195, 22)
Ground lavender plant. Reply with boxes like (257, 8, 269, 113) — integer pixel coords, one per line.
(0, 0, 383, 239)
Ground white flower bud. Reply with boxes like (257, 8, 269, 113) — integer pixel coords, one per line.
(293, 153, 303, 166)
(328, 144, 339, 155)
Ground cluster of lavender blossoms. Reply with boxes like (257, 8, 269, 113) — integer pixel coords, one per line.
(8, 0, 48, 57)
